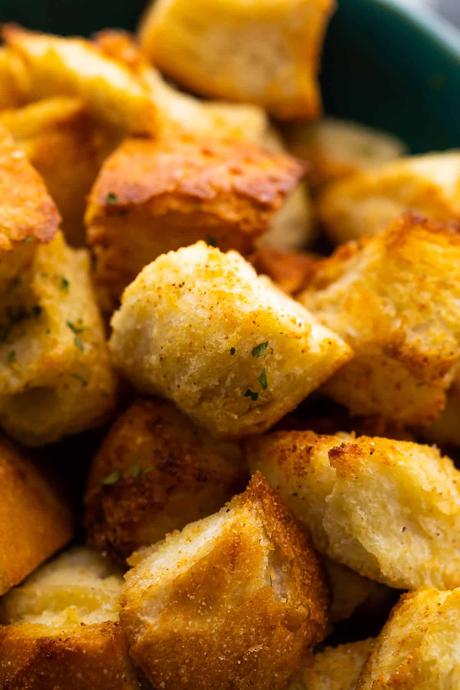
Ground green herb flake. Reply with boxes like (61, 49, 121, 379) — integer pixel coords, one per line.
(59, 276, 70, 291)
(101, 469, 121, 486)
(229, 347, 236, 355)
(70, 373, 88, 387)
(251, 341, 269, 358)
(106, 191, 118, 205)
(6, 350, 16, 365)
(206, 236, 218, 247)
(66, 320, 85, 334)
(244, 388, 259, 402)
(259, 368, 268, 390)
(131, 464, 142, 479)
(74, 335, 84, 352)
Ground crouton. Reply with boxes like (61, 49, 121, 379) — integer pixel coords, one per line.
(357, 588, 460, 690)
(325, 559, 385, 624)
(0, 547, 141, 690)
(0, 97, 118, 246)
(246, 431, 460, 589)
(110, 242, 351, 438)
(423, 378, 460, 447)
(85, 398, 246, 561)
(3, 25, 158, 134)
(300, 214, 460, 426)
(290, 639, 374, 690)
(139, 0, 335, 120)
(0, 232, 117, 446)
(86, 135, 305, 312)
(317, 150, 460, 244)
(121, 473, 328, 690)
(0, 435, 72, 595)
(250, 246, 319, 295)
(0, 46, 30, 109)
(0, 123, 60, 294)
(284, 117, 406, 188)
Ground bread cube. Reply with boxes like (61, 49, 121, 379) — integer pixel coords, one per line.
(317, 150, 460, 244)
(290, 639, 373, 690)
(0, 123, 60, 294)
(246, 431, 460, 589)
(0, 547, 140, 690)
(139, 0, 335, 119)
(86, 135, 305, 312)
(0, 435, 73, 595)
(300, 214, 460, 426)
(0, 232, 117, 446)
(3, 26, 158, 134)
(85, 398, 246, 560)
(358, 588, 460, 690)
(1, 97, 117, 246)
(121, 473, 328, 690)
(325, 559, 385, 624)
(284, 117, 406, 188)
(110, 241, 351, 438)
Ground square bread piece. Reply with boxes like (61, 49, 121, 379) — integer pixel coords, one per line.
(0, 435, 73, 595)
(247, 431, 460, 590)
(357, 588, 460, 690)
(0, 231, 117, 446)
(110, 241, 351, 438)
(0, 123, 59, 293)
(290, 639, 374, 690)
(317, 150, 460, 244)
(3, 25, 158, 135)
(121, 473, 328, 690)
(0, 97, 118, 246)
(84, 398, 246, 561)
(0, 547, 141, 690)
(139, 0, 335, 119)
(300, 214, 460, 427)
(86, 135, 305, 312)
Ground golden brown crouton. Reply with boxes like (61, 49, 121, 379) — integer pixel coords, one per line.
(139, 0, 335, 120)
(86, 135, 305, 312)
(0, 97, 118, 246)
(250, 246, 319, 295)
(357, 588, 460, 689)
(0, 435, 73, 595)
(0, 46, 30, 109)
(110, 241, 351, 438)
(284, 117, 406, 188)
(317, 150, 460, 244)
(0, 547, 141, 690)
(0, 232, 117, 446)
(246, 431, 460, 589)
(3, 25, 158, 135)
(290, 639, 374, 690)
(300, 214, 460, 427)
(121, 473, 328, 690)
(0, 124, 60, 293)
(5, 97, 118, 224)
(85, 398, 246, 561)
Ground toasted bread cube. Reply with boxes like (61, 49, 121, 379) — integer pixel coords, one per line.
(290, 639, 374, 690)
(358, 588, 460, 690)
(247, 431, 460, 589)
(0, 547, 140, 690)
(251, 246, 319, 295)
(1, 97, 118, 246)
(284, 117, 406, 188)
(86, 136, 305, 312)
(85, 398, 246, 561)
(3, 26, 158, 135)
(110, 242, 351, 438)
(300, 214, 460, 426)
(0, 124, 60, 293)
(0, 232, 117, 446)
(0, 46, 30, 109)
(139, 0, 335, 120)
(317, 150, 460, 244)
(0, 436, 73, 595)
(121, 473, 328, 690)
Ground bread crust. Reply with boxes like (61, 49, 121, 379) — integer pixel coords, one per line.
(291, 639, 374, 690)
(121, 473, 328, 690)
(0, 435, 73, 595)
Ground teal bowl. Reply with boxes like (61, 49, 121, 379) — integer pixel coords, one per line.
(0, 0, 458, 152)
